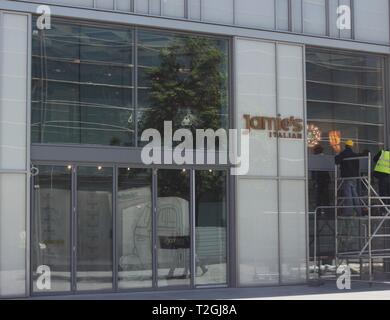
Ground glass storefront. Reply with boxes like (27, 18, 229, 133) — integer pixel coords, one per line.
(30, 18, 230, 295)
(27, 17, 388, 296)
(31, 166, 228, 293)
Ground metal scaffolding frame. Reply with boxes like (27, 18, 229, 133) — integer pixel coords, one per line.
(313, 154, 390, 283)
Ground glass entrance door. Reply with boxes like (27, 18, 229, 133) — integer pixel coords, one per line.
(157, 169, 191, 287)
(32, 165, 72, 293)
(76, 166, 113, 291)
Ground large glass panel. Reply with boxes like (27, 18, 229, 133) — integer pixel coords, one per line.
(306, 48, 386, 276)
(237, 179, 279, 285)
(32, 165, 72, 293)
(0, 13, 27, 171)
(236, 39, 277, 177)
(0, 174, 27, 296)
(77, 166, 113, 291)
(0, 12, 28, 297)
(157, 169, 190, 287)
(303, 0, 326, 35)
(32, 20, 134, 146)
(195, 170, 227, 286)
(355, 0, 390, 44)
(276, 0, 289, 31)
(291, 0, 303, 33)
(306, 48, 385, 158)
(162, 0, 185, 18)
(280, 180, 307, 283)
(277, 44, 305, 177)
(117, 168, 153, 289)
(235, 0, 275, 29)
(189, 0, 201, 20)
(137, 30, 229, 146)
(201, 0, 234, 24)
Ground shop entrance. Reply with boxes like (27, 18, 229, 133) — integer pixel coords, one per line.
(31, 164, 228, 295)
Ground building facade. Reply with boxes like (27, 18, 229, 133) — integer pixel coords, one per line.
(0, 0, 389, 297)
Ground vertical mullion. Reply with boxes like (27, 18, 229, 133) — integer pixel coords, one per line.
(302, 44, 310, 284)
(152, 169, 158, 288)
(29, 167, 35, 295)
(134, 28, 138, 148)
(131, 0, 134, 12)
(325, 0, 330, 37)
(275, 43, 282, 285)
(274, 0, 277, 30)
(184, 0, 189, 19)
(301, 0, 304, 33)
(190, 169, 196, 288)
(350, 0, 356, 40)
(113, 165, 118, 291)
(71, 165, 77, 293)
(200, 0, 203, 21)
(288, 0, 292, 31)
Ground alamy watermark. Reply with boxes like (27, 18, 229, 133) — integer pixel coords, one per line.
(36, 265, 51, 290)
(36, 5, 51, 30)
(337, 5, 352, 30)
(141, 121, 250, 176)
(336, 265, 351, 290)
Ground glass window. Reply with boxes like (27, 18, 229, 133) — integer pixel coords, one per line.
(276, 0, 289, 31)
(195, 170, 227, 286)
(32, 20, 134, 146)
(306, 47, 385, 211)
(162, 0, 185, 18)
(303, 0, 326, 35)
(235, 0, 275, 29)
(157, 169, 190, 287)
(201, 0, 234, 24)
(236, 39, 277, 177)
(306, 48, 385, 157)
(354, 0, 390, 44)
(117, 168, 153, 289)
(291, 0, 303, 33)
(32, 165, 72, 293)
(76, 166, 113, 291)
(137, 30, 229, 146)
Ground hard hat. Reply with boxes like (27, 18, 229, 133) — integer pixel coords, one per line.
(345, 140, 354, 147)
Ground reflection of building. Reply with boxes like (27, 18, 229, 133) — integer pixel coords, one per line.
(0, 0, 389, 298)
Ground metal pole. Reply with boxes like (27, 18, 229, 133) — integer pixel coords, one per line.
(335, 164, 339, 272)
(368, 153, 373, 284)
(314, 209, 318, 279)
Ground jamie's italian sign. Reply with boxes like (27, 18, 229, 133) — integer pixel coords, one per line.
(243, 114, 304, 139)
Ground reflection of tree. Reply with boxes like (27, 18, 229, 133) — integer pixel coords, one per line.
(140, 37, 227, 139)
(140, 37, 228, 219)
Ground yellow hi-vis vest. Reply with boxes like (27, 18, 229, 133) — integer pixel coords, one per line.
(374, 150, 390, 175)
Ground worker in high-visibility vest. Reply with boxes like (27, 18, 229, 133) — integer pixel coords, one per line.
(374, 149, 390, 204)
